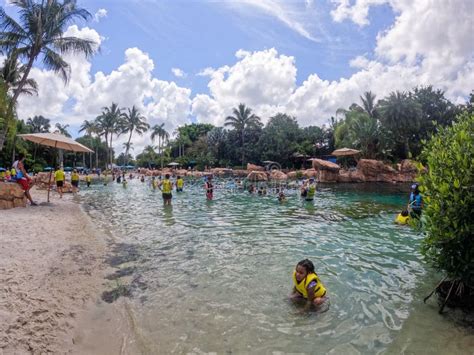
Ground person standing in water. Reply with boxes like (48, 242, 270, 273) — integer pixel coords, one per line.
(54, 166, 65, 198)
(85, 173, 92, 187)
(304, 178, 316, 202)
(408, 184, 423, 218)
(176, 175, 184, 192)
(204, 175, 214, 200)
(71, 169, 80, 195)
(160, 173, 173, 206)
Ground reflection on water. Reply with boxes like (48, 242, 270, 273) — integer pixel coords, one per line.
(80, 179, 435, 353)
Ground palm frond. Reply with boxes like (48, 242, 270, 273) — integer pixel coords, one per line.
(42, 46, 70, 83)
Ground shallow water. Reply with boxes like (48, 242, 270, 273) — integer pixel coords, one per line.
(79, 178, 468, 354)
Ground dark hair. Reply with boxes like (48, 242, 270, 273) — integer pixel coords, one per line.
(18, 153, 25, 160)
(177, 175, 181, 179)
(165, 174, 170, 179)
(297, 259, 315, 274)
(401, 209, 409, 217)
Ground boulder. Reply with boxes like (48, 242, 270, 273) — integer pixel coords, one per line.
(247, 171, 268, 182)
(269, 170, 288, 181)
(357, 159, 385, 179)
(338, 169, 365, 183)
(311, 158, 340, 172)
(212, 168, 233, 177)
(233, 169, 249, 177)
(247, 163, 264, 172)
(302, 169, 319, 178)
(0, 182, 27, 209)
(400, 159, 418, 173)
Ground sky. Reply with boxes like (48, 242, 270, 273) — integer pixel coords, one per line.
(2, 0, 473, 154)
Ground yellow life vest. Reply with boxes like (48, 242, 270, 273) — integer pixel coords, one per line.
(307, 184, 316, 199)
(395, 214, 409, 224)
(177, 178, 184, 188)
(292, 270, 326, 299)
(85, 176, 91, 182)
(55, 170, 65, 181)
(162, 179, 172, 193)
(11, 168, 16, 176)
(71, 173, 79, 181)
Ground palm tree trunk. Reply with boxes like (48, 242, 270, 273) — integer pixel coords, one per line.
(105, 134, 109, 170)
(110, 134, 114, 169)
(241, 128, 245, 168)
(125, 130, 133, 165)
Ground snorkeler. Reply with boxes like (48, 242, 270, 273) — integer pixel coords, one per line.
(290, 259, 329, 311)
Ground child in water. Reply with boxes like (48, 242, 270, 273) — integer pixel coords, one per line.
(395, 209, 410, 225)
(290, 259, 329, 311)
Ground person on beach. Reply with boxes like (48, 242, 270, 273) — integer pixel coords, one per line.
(160, 174, 173, 205)
(176, 175, 184, 192)
(395, 209, 410, 225)
(12, 153, 37, 206)
(290, 259, 329, 312)
(71, 169, 80, 194)
(54, 166, 65, 198)
(85, 173, 92, 187)
(408, 184, 423, 218)
(205, 175, 214, 200)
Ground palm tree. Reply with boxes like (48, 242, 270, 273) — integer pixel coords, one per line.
(378, 91, 422, 158)
(27, 115, 50, 133)
(0, 0, 97, 151)
(359, 91, 378, 119)
(95, 103, 122, 169)
(151, 123, 169, 170)
(27, 115, 51, 160)
(1, 51, 38, 96)
(79, 119, 98, 169)
(121, 106, 149, 164)
(224, 103, 261, 167)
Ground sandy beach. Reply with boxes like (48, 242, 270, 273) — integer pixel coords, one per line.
(0, 188, 110, 354)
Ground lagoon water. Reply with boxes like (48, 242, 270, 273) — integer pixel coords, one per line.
(79, 178, 471, 354)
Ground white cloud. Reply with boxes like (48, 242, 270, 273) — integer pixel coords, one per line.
(93, 8, 107, 22)
(331, 0, 388, 26)
(221, 0, 319, 42)
(171, 67, 186, 78)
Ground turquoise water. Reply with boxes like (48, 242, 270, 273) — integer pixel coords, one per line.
(80, 178, 426, 354)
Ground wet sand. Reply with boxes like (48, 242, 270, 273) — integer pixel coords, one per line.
(0, 188, 111, 353)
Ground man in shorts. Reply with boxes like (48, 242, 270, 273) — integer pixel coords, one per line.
(12, 153, 37, 205)
(54, 166, 65, 198)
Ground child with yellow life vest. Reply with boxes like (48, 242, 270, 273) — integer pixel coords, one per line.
(160, 174, 173, 206)
(290, 259, 329, 311)
(395, 209, 410, 225)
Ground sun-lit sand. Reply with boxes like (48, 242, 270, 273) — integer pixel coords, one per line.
(0, 188, 108, 353)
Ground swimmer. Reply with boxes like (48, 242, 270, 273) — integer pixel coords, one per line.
(122, 178, 127, 188)
(304, 178, 316, 202)
(395, 209, 410, 225)
(290, 259, 329, 312)
(278, 191, 286, 203)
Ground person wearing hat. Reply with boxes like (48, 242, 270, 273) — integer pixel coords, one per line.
(305, 177, 317, 202)
(408, 184, 423, 218)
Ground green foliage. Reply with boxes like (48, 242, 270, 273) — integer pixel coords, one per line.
(419, 112, 474, 286)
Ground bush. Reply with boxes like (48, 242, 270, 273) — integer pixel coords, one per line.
(419, 112, 474, 290)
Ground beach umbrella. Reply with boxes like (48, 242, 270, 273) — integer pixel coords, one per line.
(331, 148, 361, 157)
(18, 132, 93, 203)
(168, 162, 179, 166)
(0, 167, 6, 172)
(43, 167, 53, 171)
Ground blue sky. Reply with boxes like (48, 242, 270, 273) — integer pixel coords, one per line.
(80, 0, 394, 93)
(2, 0, 472, 150)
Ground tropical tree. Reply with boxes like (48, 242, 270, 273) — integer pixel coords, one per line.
(1, 51, 38, 96)
(54, 123, 70, 167)
(27, 115, 50, 133)
(358, 91, 378, 119)
(224, 103, 261, 167)
(0, 0, 97, 151)
(95, 103, 122, 168)
(207, 127, 228, 165)
(378, 91, 422, 158)
(79, 119, 99, 168)
(121, 105, 149, 163)
(151, 123, 169, 169)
